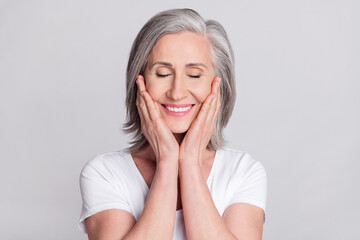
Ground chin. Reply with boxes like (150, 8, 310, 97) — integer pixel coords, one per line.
(169, 125, 190, 134)
(165, 118, 192, 134)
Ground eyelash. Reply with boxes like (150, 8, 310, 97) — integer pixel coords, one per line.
(156, 73, 171, 78)
(189, 75, 201, 78)
(156, 73, 201, 78)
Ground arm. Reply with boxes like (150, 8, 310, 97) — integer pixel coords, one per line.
(178, 77, 235, 239)
(179, 162, 264, 240)
(86, 75, 180, 239)
(179, 161, 238, 240)
(85, 161, 178, 240)
(123, 160, 178, 239)
(179, 78, 264, 239)
(222, 203, 264, 240)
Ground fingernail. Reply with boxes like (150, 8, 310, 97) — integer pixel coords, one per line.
(140, 90, 145, 96)
(211, 94, 216, 100)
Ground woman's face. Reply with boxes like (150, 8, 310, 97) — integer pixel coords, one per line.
(144, 31, 215, 133)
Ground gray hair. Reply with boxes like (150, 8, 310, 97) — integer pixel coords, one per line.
(123, 8, 236, 153)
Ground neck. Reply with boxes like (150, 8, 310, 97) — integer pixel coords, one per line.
(173, 132, 186, 145)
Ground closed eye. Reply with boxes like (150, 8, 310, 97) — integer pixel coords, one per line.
(156, 73, 172, 78)
(188, 75, 201, 78)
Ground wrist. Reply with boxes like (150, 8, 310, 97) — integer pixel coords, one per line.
(157, 150, 179, 162)
(157, 157, 179, 169)
(178, 160, 202, 180)
(179, 156, 201, 168)
(179, 149, 200, 163)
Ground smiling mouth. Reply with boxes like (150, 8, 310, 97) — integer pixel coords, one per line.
(161, 104, 194, 113)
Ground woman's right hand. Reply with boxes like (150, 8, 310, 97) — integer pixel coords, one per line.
(136, 75, 179, 164)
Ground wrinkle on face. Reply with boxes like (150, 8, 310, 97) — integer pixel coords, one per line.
(144, 31, 216, 133)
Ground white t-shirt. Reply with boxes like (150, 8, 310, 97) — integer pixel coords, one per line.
(78, 148, 267, 239)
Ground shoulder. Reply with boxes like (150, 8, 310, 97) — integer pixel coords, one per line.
(217, 148, 261, 166)
(80, 149, 131, 178)
(220, 148, 267, 213)
(216, 148, 266, 177)
(217, 148, 247, 160)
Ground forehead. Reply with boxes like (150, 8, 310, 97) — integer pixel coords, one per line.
(147, 31, 213, 66)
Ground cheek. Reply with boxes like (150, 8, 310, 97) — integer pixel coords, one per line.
(190, 81, 212, 102)
(145, 80, 166, 101)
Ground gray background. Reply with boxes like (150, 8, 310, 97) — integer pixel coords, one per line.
(1, 0, 359, 239)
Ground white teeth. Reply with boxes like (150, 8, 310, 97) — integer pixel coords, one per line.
(165, 105, 192, 112)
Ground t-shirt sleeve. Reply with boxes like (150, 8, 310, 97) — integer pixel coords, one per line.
(225, 153, 267, 217)
(78, 156, 133, 234)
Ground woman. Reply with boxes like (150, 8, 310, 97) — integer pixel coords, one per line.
(79, 8, 267, 240)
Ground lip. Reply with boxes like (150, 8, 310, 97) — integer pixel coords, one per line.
(162, 103, 193, 107)
(161, 103, 194, 117)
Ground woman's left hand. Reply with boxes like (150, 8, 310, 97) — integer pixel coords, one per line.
(179, 76, 221, 166)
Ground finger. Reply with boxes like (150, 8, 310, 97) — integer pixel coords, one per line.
(211, 76, 221, 95)
(137, 76, 161, 122)
(137, 75, 146, 92)
(136, 75, 150, 117)
(136, 79, 151, 124)
(194, 76, 221, 126)
(207, 77, 221, 118)
(192, 91, 216, 129)
(142, 91, 161, 122)
(199, 78, 220, 136)
(213, 77, 221, 118)
(205, 76, 221, 120)
(137, 94, 149, 127)
(206, 81, 220, 124)
(154, 100, 161, 115)
(211, 81, 222, 127)
(217, 79, 221, 110)
(137, 99, 147, 129)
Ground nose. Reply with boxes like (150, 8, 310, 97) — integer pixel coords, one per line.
(166, 73, 188, 101)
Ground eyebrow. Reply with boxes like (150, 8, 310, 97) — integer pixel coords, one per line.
(149, 61, 208, 70)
